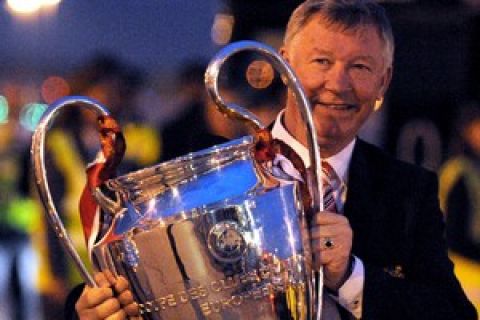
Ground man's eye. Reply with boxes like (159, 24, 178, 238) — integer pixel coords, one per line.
(352, 64, 371, 72)
(314, 58, 331, 65)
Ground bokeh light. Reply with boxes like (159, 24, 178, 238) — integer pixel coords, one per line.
(42, 0, 61, 6)
(246, 60, 275, 89)
(0, 96, 9, 124)
(211, 13, 234, 45)
(6, 0, 62, 15)
(6, 0, 42, 14)
(19, 102, 47, 131)
(41, 76, 70, 104)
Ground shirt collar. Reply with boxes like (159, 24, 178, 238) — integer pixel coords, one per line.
(271, 109, 356, 182)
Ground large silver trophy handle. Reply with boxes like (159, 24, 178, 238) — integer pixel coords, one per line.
(31, 96, 111, 288)
(205, 40, 325, 320)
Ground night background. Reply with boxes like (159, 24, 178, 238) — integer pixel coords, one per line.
(0, 0, 479, 318)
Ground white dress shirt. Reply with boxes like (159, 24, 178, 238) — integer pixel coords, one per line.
(271, 110, 364, 319)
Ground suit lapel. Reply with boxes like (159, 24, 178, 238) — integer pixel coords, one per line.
(343, 140, 382, 258)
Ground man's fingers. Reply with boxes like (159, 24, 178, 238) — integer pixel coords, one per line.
(310, 225, 351, 244)
(312, 211, 349, 225)
(117, 290, 134, 306)
(75, 287, 118, 319)
(87, 288, 114, 308)
(111, 275, 139, 317)
(104, 308, 126, 320)
(79, 272, 138, 319)
(123, 302, 140, 317)
(115, 277, 140, 316)
(314, 250, 333, 269)
(76, 286, 113, 311)
(312, 237, 340, 251)
(310, 225, 337, 239)
(95, 297, 122, 319)
(94, 272, 111, 288)
(113, 276, 129, 294)
(103, 269, 116, 285)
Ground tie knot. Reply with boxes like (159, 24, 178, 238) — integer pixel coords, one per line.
(321, 161, 339, 186)
(321, 161, 340, 212)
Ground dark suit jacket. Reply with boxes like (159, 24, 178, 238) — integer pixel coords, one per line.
(346, 139, 476, 319)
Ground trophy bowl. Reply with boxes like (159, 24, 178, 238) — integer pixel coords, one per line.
(95, 137, 310, 319)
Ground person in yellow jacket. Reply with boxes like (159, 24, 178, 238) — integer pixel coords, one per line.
(439, 104, 480, 313)
(0, 119, 44, 320)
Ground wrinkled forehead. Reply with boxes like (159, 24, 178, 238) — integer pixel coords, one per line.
(298, 13, 391, 68)
(308, 13, 385, 44)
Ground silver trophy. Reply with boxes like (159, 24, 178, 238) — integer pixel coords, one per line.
(31, 41, 325, 319)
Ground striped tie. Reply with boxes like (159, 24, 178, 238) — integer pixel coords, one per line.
(322, 161, 339, 213)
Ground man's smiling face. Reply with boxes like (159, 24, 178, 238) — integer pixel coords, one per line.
(281, 14, 392, 157)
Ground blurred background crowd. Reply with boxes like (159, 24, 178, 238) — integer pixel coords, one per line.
(1, 0, 480, 318)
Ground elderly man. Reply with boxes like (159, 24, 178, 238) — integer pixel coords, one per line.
(71, 1, 476, 319)
(271, 0, 475, 319)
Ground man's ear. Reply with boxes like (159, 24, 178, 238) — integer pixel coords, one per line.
(279, 46, 291, 86)
(279, 46, 290, 63)
(378, 65, 393, 99)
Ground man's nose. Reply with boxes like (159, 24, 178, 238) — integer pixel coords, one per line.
(324, 65, 352, 93)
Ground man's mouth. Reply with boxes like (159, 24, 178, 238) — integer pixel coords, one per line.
(315, 102, 357, 111)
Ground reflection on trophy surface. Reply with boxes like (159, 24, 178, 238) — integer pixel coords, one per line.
(31, 41, 324, 319)
(94, 138, 309, 319)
